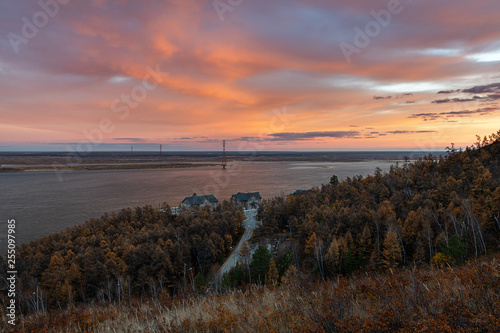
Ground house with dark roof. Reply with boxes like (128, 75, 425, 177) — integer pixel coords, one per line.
(231, 192, 262, 209)
(291, 190, 308, 196)
(180, 193, 218, 210)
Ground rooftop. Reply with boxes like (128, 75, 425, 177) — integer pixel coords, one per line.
(182, 193, 218, 205)
(232, 192, 262, 201)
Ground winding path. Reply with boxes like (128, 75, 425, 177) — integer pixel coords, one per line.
(217, 208, 258, 278)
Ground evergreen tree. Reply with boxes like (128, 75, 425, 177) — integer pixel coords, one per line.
(330, 175, 340, 186)
(441, 234, 468, 265)
(194, 272, 205, 291)
(231, 264, 245, 287)
(277, 252, 293, 277)
(344, 249, 356, 275)
(250, 246, 271, 284)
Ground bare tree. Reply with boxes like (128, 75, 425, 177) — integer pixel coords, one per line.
(462, 200, 486, 257)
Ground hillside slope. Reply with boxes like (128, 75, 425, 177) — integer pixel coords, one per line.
(14, 255, 500, 332)
(257, 132, 500, 278)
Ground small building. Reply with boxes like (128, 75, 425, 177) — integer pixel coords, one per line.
(291, 190, 308, 196)
(231, 192, 262, 209)
(180, 193, 218, 210)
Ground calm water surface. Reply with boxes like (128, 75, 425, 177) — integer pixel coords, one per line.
(0, 160, 397, 247)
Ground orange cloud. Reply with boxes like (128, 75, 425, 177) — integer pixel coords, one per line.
(1, 0, 499, 150)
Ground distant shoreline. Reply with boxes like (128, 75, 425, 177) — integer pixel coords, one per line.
(0, 150, 440, 172)
(0, 163, 218, 172)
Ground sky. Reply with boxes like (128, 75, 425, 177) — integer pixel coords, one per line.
(0, 0, 499, 151)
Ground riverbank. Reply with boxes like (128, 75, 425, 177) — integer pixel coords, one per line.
(0, 163, 217, 172)
(0, 151, 437, 173)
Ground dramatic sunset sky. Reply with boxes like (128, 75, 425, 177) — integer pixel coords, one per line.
(1, 0, 499, 151)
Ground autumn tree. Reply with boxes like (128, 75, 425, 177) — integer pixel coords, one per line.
(304, 232, 317, 256)
(281, 265, 299, 286)
(325, 237, 343, 275)
(239, 241, 252, 283)
(358, 224, 373, 260)
(305, 232, 326, 278)
(382, 229, 402, 270)
(42, 253, 66, 307)
(265, 258, 279, 286)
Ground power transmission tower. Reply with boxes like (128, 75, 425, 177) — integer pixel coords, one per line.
(222, 140, 227, 169)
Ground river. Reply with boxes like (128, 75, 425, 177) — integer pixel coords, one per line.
(0, 159, 399, 248)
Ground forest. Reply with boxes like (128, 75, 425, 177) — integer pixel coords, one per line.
(252, 131, 500, 279)
(217, 131, 500, 290)
(0, 202, 244, 312)
(1, 130, 499, 332)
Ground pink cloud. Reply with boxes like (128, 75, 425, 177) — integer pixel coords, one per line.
(0, 0, 499, 150)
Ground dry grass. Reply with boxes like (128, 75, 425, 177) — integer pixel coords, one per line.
(9, 255, 500, 332)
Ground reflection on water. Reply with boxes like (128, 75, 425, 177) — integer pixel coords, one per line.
(0, 160, 397, 247)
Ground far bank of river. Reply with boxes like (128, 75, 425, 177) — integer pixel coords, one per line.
(0, 162, 217, 172)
